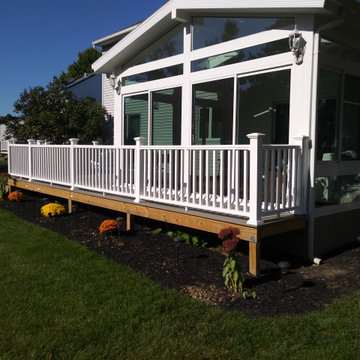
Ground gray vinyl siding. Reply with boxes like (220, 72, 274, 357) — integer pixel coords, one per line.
(102, 74, 115, 143)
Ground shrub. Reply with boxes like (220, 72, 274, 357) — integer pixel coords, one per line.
(0, 173, 10, 200)
(99, 220, 120, 235)
(41, 203, 66, 217)
(8, 191, 24, 202)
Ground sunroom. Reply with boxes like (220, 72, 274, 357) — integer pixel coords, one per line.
(7, 0, 360, 266)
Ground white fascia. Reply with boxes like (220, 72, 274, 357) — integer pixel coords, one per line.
(92, 0, 332, 75)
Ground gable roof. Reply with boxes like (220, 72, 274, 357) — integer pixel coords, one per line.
(92, 0, 339, 74)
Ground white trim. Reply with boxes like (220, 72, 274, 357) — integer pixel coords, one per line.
(121, 75, 184, 95)
(121, 54, 184, 78)
(189, 52, 293, 84)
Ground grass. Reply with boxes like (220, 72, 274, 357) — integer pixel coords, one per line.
(0, 209, 359, 359)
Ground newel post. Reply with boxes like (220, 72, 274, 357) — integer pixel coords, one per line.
(293, 135, 310, 214)
(27, 139, 35, 181)
(247, 133, 265, 226)
(134, 137, 145, 203)
(7, 139, 16, 177)
(69, 138, 79, 190)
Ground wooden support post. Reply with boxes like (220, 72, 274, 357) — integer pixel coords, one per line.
(68, 198, 73, 214)
(126, 212, 134, 231)
(249, 241, 260, 277)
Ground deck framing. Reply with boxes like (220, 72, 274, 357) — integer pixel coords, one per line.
(8, 178, 306, 276)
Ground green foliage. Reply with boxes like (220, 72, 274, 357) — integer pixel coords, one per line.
(0, 173, 9, 200)
(153, 227, 163, 234)
(166, 230, 207, 247)
(59, 48, 101, 83)
(2, 77, 105, 143)
(222, 253, 245, 293)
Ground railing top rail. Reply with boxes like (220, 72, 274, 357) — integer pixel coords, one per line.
(141, 144, 251, 151)
(262, 144, 301, 150)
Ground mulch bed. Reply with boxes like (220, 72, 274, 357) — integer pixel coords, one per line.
(1, 191, 360, 317)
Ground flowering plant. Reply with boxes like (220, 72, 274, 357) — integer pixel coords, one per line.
(41, 203, 66, 217)
(99, 219, 120, 235)
(8, 191, 24, 202)
(218, 227, 244, 293)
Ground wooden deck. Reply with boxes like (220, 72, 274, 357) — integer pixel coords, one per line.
(8, 178, 306, 276)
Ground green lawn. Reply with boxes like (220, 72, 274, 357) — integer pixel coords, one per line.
(0, 209, 359, 359)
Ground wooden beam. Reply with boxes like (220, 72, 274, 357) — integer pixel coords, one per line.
(126, 212, 134, 231)
(249, 242, 260, 277)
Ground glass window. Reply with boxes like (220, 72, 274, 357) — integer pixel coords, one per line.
(123, 64, 183, 86)
(152, 88, 182, 145)
(192, 78, 234, 145)
(320, 38, 360, 63)
(124, 94, 148, 145)
(236, 70, 290, 144)
(192, 17, 293, 50)
(125, 25, 183, 67)
(315, 174, 360, 205)
(342, 75, 360, 160)
(191, 38, 289, 72)
(316, 69, 341, 161)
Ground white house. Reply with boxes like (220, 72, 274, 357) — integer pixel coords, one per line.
(7, 0, 360, 273)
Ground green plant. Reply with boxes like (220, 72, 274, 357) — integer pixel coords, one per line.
(153, 227, 163, 235)
(219, 227, 244, 293)
(166, 230, 207, 247)
(0, 173, 10, 200)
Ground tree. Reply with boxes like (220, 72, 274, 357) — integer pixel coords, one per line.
(2, 77, 105, 143)
(59, 47, 101, 83)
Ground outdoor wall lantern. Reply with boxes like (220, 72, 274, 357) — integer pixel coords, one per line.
(289, 26, 306, 65)
(108, 73, 121, 95)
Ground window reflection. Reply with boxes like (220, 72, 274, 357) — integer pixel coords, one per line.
(342, 75, 360, 160)
(237, 70, 290, 144)
(152, 88, 182, 145)
(192, 17, 293, 50)
(191, 38, 289, 72)
(124, 94, 148, 145)
(123, 65, 183, 85)
(125, 25, 183, 67)
(192, 78, 234, 145)
(316, 69, 341, 161)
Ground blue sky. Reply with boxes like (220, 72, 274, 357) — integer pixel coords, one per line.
(0, 0, 166, 116)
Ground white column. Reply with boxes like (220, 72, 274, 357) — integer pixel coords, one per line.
(134, 137, 145, 203)
(69, 138, 79, 190)
(247, 133, 265, 226)
(27, 139, 35, 181)
(293, 135, 310, 214)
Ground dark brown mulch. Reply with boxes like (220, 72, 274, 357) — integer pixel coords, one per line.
(1, 191, 360, 317)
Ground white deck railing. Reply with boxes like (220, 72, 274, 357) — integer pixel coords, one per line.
(0, 141, 9, 155)
(7, 134, 308, 225)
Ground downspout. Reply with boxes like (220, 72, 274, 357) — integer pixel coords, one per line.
(307, 14, 344, 263)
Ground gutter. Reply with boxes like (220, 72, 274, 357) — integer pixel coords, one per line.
(307, 13, 344, 263)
